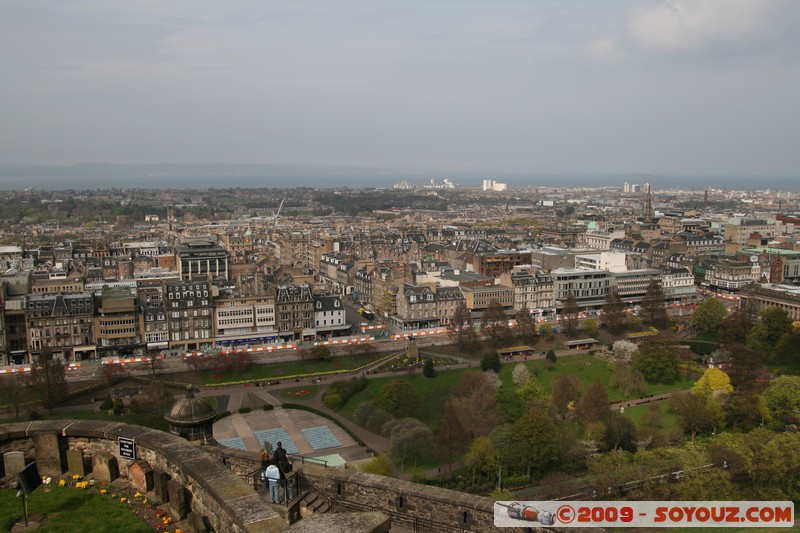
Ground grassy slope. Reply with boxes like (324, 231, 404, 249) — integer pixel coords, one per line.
(0, 486, 152, 533)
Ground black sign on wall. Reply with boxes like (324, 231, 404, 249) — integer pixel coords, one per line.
(118, 437, 136, 459)
(18, 462, 43, 494)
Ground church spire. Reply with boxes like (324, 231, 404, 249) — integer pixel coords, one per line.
(643, 183, 653, 223)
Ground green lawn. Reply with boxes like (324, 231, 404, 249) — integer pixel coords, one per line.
(338, 353, 694, 429)
(620, 399, 679, 430)
(0, 486, 152, 533)
(0, 408, 171, 432)
(200, 352, 393, 385)
(497, 354, 694, 403)
(339, 367, 471, 428)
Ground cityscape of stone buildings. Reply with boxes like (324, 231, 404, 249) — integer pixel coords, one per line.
(2, 182, 800, 366)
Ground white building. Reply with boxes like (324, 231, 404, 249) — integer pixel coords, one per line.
(482, 179, 508, 192)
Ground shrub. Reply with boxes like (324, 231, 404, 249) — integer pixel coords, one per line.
(99, 396, 113, 411)
(423, 358, 437, 378)
(361, 455, 394, 476)
(504, 474, 531, 488)
(480, 352, 501, 372)
(325, 376, 369, 410)
(215, 411, 231, 420)
(238, 407, 251, 414)
(262, 404, 274, 411)
(322, 391, 343, 410)
(112, 397, 124, 415)
(29, 410, 41, 421)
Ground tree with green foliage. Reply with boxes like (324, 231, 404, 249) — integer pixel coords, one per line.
(510, 410, 560, 478)
(361, 455, 394, 477)
(466, 435, 499, 486)
(387, 418, 434, 470)
(375, 380, 421, 419)
(354, 401, 395, 434)
(671, 391, 723, 442)
(546, 349, 557, 363)
(602, 287, 627, 334)
(722, 392, 770, 432)
(422, 357, 436, 378)
(641, 280, 668, 328)
(725, 343, 767, 393)
(691, 368, 733, 396)
(692, 298, 728, 333)
(633, 340, 680, 384)
(610, 361, 646, 397)
(746, 306, 792, 361)
(583, 319, 599, 337)
(775, 331, 800, 365)
(626, 313, 643, 331)
(481, 299, 510, 348)
(604, 412, 638, 452)
(517, 377, 549, 409)
(480, 351, 501, 372)
(762, 375, 800, 427)
(559, 291, 580, 337)
(719, 305, 756, 345)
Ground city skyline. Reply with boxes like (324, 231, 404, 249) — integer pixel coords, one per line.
(2, 1, 800, 179)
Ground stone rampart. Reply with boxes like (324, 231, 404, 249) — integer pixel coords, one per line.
(0, 420, 288, 533)
(300, 463, 529, 533)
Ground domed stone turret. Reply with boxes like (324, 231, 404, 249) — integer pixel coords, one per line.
(164, 391, 216, 443)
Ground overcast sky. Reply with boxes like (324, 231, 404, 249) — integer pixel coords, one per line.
(1, 0, 799, 177)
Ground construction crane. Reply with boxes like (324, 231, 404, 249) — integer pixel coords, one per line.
(273, 198, 285, 227)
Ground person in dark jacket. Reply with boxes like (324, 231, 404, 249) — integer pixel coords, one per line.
(272, 441, 293, 500)
(272, 441, 288, 464)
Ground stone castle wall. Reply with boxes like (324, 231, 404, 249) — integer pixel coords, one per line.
(1, 420, 532, 533)
(0, 420, 287, 533)
(203, 445, 527, 533)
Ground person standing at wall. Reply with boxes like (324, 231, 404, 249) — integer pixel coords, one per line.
(264, 460, 281, 504)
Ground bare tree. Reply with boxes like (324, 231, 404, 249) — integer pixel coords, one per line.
(449, 302, 477, 351)
(601, 287, 626, 334)
(515, 303, 538, 343)
(560, 291, 580, 337)
(0, 373, 31, 422)
(481, 299, 510, 348)
(641, 280, 668, 328)
(145, 350, 166, 378)
(27, 347, 68, 415)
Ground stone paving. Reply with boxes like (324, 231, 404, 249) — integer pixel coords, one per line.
(212, 405, 361, 460)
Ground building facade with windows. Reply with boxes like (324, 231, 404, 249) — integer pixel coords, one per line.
(164, 280, 213, 351)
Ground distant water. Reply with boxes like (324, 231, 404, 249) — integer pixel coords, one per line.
(0, 166, 797, 192)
